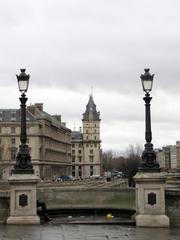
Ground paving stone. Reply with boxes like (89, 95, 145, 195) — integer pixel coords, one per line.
(0, 224, 180, 239)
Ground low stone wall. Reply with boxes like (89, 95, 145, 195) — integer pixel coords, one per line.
(37, 188, 135, 210)
(165, 189, 180, 227)
(1, 186, 180, 227)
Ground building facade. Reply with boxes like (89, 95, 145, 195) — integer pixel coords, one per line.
(176, 141, 180, 169)
(155, 148, 165, 169)
(156, 142, 180, 171)
(0, 103, 71, 180)
(71, 95, 101, 178)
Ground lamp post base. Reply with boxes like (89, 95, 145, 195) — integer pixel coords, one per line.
(7, 174, 40, 225)
(135, 214, 169, 227)
(7, 215, 40, 225)
(134, 172, 169, 227)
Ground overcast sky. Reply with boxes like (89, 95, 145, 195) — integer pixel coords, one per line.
(0, 0, 180, 153)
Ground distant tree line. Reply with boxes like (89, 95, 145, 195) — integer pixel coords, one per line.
(102, 145, 142, 187)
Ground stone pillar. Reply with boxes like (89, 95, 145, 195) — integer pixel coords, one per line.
(134, 172, 169, 227)
(7, 174, 40, 224)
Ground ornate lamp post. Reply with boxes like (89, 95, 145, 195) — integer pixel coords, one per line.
(139, 68, 160, 172)
(12, 69, 34, 174)
(133, 69, 169, 228)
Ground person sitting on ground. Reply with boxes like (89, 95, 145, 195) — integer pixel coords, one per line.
(37, 200, 52, 222)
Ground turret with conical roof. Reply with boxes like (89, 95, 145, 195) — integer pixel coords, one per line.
(82, 94, 100, 121)
(71, 94, 101, 179)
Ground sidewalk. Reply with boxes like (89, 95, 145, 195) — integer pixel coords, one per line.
(48, 215, 135, 225)
(0, 224, 177, 240)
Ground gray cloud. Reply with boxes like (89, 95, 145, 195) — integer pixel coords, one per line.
(0, 0, 180, 150)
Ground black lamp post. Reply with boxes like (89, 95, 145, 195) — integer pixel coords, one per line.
(139, 68, 160, 172)
(12, 69, 34, 174)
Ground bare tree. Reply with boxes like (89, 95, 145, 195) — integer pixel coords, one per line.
(102, 150, 125, 172)
(121, 144, 142, 187)
(102, 150, 114, 171)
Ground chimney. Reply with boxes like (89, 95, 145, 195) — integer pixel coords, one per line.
(34, 103, 43, 111)
(52, 115, 61, 123)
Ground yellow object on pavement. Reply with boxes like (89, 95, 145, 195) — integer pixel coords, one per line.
(106, 213, 114, 219)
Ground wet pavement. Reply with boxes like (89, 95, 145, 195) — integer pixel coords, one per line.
(0, 224, 180, 240)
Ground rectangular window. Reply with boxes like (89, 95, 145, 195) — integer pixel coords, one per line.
(11, 127, 15, 134)
(78, 150, 81, 154)
(72, 166, 75, 176)
(11, 138, 16, 144)
(94, 143, 97, 147)
(89, 156, 94, 162)
(79, 166, 82, 177)
(0, 149, 2, 160)
(11, 149, 16, 161)
(90, 149, 93, 154)
(86, 143, 89, 147)
(90, 166, 93, 176)
(72, 149, 75, 154)
(72, 144, 75, 148)
(72, 156, 75, 162)
(79, 143, 82, 147)
(79, 156, 82, 162)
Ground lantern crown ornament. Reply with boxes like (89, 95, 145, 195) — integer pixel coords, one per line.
(16, 69, 30, 93)
(141, 68, 154, 94)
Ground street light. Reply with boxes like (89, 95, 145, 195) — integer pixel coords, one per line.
(12, 69, 34, 174)
(17, 69, 29, 93)
(139, 68, 160, 172)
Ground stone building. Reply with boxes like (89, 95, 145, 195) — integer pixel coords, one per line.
(156, 142, 180, 171)
(155, 148, 165, 169)
(0, 103, 71, 180)
(170, 145, 177, 169)
(162, 146, 171, 170)
(176, 141, 180, 169)
(71, 95, 101, 178)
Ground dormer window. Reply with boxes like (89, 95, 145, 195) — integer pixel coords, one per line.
(0, 111, 3, 121)
(11, 111, 16, 121)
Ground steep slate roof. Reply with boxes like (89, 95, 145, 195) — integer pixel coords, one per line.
(82, 95, 100, 121)
(71, 131, 83, 142)
(0, 109, 36, 122)
(0, 108, 71, 132)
